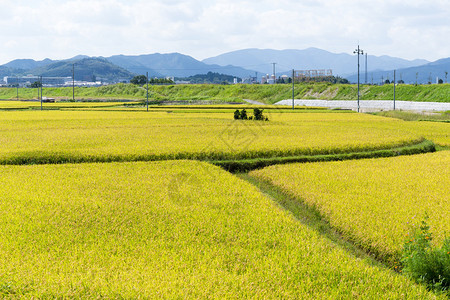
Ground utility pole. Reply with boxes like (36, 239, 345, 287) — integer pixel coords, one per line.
(146, 72, 149, 112)
(353, 45, 364, 112)
(272, 63, 276, 84)
(292, 69, 295, 110)
(393, 70, 396, 111)
(40, 76, 43, 111)
(16, 77, 19, 101)
(72, 63, 75, 101)
(365, 53, 368, 84)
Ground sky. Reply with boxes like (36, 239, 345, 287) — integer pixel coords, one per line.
(1, 0, 449, 65)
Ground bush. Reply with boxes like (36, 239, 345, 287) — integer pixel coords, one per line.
(401, 216, 450, 293)
(233, 108, 268, 121)
(240, 109, 248, 120)
(253, 108, 264, 120)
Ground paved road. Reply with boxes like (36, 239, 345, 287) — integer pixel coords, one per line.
(275, 99, 450, 112)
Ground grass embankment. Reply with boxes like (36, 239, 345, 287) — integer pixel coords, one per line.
(0, 161, 441, 298)
(0, 84, 147, 101)
(1, 82, 449, 103)
(249, 151, 450, 265)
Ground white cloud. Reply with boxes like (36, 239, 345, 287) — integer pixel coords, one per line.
(0, 0, 449, 64)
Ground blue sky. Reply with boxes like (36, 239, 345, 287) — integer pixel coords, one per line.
(1, 0, 449, 64)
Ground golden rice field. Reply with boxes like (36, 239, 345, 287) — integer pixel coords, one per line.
(401, 120, 450, 147)
(249, 151, 450, 261)
(0, 110, 425, 164)
(0, 160, 439, 298)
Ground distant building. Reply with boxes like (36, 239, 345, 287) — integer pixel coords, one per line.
(295, 69, 333, 80)
(240, 76, 257, 84)
(280, 75, 289, 83)
(4, 76, 71, 86)
(261, 74, 276, 84)
(175, 80, 191, 84)
(63, 81, 103, 87)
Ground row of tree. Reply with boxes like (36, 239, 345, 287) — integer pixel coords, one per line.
(131, 72, 239, 85)
(130, 75, 174, 85)
(275, 76, 349, 84)
(176, 72, 239, 84)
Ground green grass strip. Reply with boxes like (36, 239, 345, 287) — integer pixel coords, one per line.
(212, 139, 436, 172)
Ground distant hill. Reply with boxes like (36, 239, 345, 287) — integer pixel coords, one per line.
(30, 58, 135, 82)
(3, 58, 55, 70)
(202, 48, 429, 77)
(68, 55, 91, 61)
(105, 54, 163, 77)
(2, 48, 445, 84)
(347, 57, 450, 84)
(0, 66, 14, 78)
(106, 53, 256, 78)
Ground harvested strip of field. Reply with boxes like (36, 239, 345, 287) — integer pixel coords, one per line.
(0, 161, 439, 298)
(249, 151, 450, 262)
(0, 111, 423, 164)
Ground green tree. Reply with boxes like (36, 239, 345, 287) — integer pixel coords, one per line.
(130, 75, 148, 85)
(30, 81, 42, 88)
(149, 77, 174, 84)
(240, 109, 248, 120)
(253, 108, 264, 120)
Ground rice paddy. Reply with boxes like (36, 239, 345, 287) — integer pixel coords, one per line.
(0, 161, 440, 298)
(249, 151, 450, 262)
(0, 104, 448, 298)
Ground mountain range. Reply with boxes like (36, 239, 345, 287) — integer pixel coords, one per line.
(346, 57, 450, 84)
(1, 48, 448, 84)
(202, 48, 429, 77)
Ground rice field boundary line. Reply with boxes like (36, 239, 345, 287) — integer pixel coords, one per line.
(211, 139, 436, 173)
(237, 173, 389, 268)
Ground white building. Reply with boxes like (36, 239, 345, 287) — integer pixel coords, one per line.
(4, 76, 72, 86)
